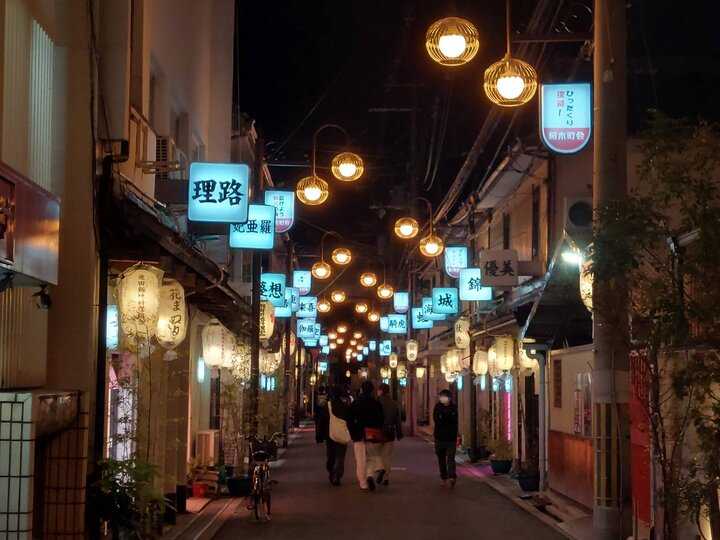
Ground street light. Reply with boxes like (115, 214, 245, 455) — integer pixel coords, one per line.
(328, 331, 337, 340)
(317, 298, 331, 313)
(394, 217, 420, 239)
(329, 342, 337, 350)
(331, 290, 347, 303)
(419, 233, 444, 257)
(337, 324, 348, 333)
(312, 261, 332, 280)
(360, 272, 378, 287)
(355, 302, 368, 314)
(331, 152, 364, 182)
(350, 339, 357, 346)
(483, 0, 537, 107)
(337, 337, 345, 344)
(296, 175, 329, 205)
(331, 247, 352, 265)
(377, 283, 394, 300)
(425, 17, 480, 67)
(396, 197, 444, 258)
(368, 311, 380, 322)
(352, 331, 362, 339)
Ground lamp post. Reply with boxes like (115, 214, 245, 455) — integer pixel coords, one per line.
(425, 16, 480, 67)
(395, 196, 444, 258)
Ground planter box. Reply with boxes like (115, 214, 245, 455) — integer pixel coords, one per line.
(517, 472, 540, 492)
(490, 459, 512, 475)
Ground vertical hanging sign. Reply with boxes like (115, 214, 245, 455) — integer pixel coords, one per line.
(264, 190, 295, 233)
(432, 287, 459, 315)
(297, 296, 318, 319)
(379, 340, 392, 357)
(444, 246, 468, 278)
(188, 162, 250, 223)
(393, 292, 410, 314)
(539, 82, 592, 154)
(293, 270, 312, 296)
(228, 204, 276, 249)
(459, 268, 493, 301)
(260, 273, 286, 307)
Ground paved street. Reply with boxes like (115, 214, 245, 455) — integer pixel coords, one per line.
(213, 428, 565, 540)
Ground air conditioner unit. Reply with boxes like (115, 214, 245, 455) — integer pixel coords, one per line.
(196, 429, 220, 466)
(564, 197, 593, 245)
(138, 136, 182, 178)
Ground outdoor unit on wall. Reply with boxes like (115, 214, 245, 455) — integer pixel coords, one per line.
(196, 429, 220, 466)
(563, 197, 593, 245)
(145, 136, 184, 180)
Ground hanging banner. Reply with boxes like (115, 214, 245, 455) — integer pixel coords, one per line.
(444, 245, 469, 279)
(264, 190, 295, 233)
(369, 340, 377, 351)
(412, 307, 433, 329)
(432, 287, 459, 315)
(274, 290, 292, 318)
(293, 270, 312, 296)
(380, 316, 389, 332)
(422, 296, 446, 321)
(260, 273, 286, 307)
(379, 340, 392, 357)
(259, 301, 275, 340)
(539, 82, 592, 154)
(386, 314, 408, 334)
(393, 292, 410, 314)
(459, 268, 493, 301)
(297, 296, 318, 319)
(297, 318, 317, 340)
(229, 204, 276, 249)
(188, 162, 250, 223)
(479, 249, 518, 287)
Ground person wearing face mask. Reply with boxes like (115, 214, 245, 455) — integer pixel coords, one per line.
(433, 389, 458, 487)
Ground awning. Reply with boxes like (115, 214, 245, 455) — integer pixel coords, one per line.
(103, 176, 252, 337)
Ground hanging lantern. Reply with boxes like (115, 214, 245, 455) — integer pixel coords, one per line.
(415, 366, 426, 379)
(353, 331, 362, 339)
(445, 372, 458, 383)
(445, 348, 462, 373)
(259, 301, 275, 340)
(580, 258, 593, 312)
(117, 264, 163, 351)
(331, 290, 347, 303)
(310, 373, 317, 386)
(484, 55, 538, 107)
(156, 279, 188, 350)
(380, 366, 391, 379)
(519, 348, 536, 371)
(331, 152, 364, 182)
(454, 317, 470, 349)
(419, 233, 444, 258)
(329, 342, 337, 350)
(202, 321, 225, 367)
(440, 353, 448, 374)
(311, 261, 332, 280)
(328, 331, 337, 340)
(368, 311, 380, 323)
(350, 339, 357, 346)
(296, 175, 329, 205)
(494, 336, 515, 371)
(317, 298, 332, 313)
(406, 339, 418, 362)
(360, 272, 378, 287)
(345, 370, 351, 378)
(331, 247, 352, 265)
(473, 349, 489, 376)
(397, 362, 407, 379)
(487, 345, 500, 377)
(359, 367, 369, 378)
(337, 337, 345, 345)
(394, 217, 420, 240)
(377, 283, 394, 300)
(389, 352, 398, 369)
(425, 17, 480, 66)
(355, 302, 369, 314)
(337, 324, 348, 334)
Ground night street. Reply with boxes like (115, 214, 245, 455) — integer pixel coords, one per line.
(212, 428, 564, 540)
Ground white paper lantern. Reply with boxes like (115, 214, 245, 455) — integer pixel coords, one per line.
(494, 336, 515, 371)
(202, 321, 225, 367)
(454, 317, 470, 349)
(380, 366, 391, 379)
(473, 349, 489, 375)
(440, 353, 448, 374)
(445, 348, 461, 373)
(397, 362, 407, 379)
(156, 279, 188, 350)
(360, 367, 369, 378)
(445, 372, 458, 383)
(118, 264, 163, 351)
(415, 366, 426, 379)
(488, 345, 500, 377)
(389, 352, 398, 369)
(222, 331, 237, 368)
(259, 301, 276, 340)
(406, 339, 418, 362)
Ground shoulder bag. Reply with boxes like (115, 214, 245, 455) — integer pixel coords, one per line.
(328, 402, 352, 445)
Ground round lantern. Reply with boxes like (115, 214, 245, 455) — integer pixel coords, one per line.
(389, 352, 398, 369)
(415, 366, 426, 379)
(406, 339, 418, 362)
(394, 217, 420, 239)
(425, 17, 480, 67)
(445, 348, 461, 373)
(473, 349, 489, 376)
(368, 311, 380, 322)
(331, 152, 364, 182)
(259, 301, 275, 340)
(355, 302, 368, 314)
(331, 247, 352, 265)
(484, 55, 538, 107)
(345, 370, 351, 378)
(353, 331, 362, 339)
(296, 175, 329, 205)
(317, 298, 332, 313)
(360, 272, 378, 287)
(454, 317, 470, 349)
(331, 290, 347, 303)
(117, 264, 163, 350)
(202, 321, 225, 367)
(419, 233, 444, 258)
(312, 261, 332, 280)
(337, 324, 348, 334)
(494, 336, 515, 371)
(377, 283, 394, 300)
(156, 279, 188, 350)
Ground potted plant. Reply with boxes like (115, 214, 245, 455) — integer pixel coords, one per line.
(471, 409, 492, 461)
(488, 438, 514, 474)
(517, 440, 540, 492)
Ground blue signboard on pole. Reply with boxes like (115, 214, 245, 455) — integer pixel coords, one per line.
(293, 270, 312, 296)
(264, 190, 295, 233)
(260, 273, 286, 307)
(386, 314, 407, 334)
(188, 162, 250, 223)
(459, 268, 493, 301)
(412, 307, 433, 329)
(444, 246, 469, 279)
(229, 204, 276, 249)
(393, 292, 410, 314)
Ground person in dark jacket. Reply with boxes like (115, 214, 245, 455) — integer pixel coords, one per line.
(376, 383, 402, 486)
(433, 389, 459, 487)
(326, 385, 352, 485)
(348, 380, 384, 491)
(314, 386, 329, 444)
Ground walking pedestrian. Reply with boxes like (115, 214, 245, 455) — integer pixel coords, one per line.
(326, 385, 352, 486)
(433, 389, 458, 487)
(376, 383, 402, 486)
(314, 385, 330, 445)
(348, 380, 384, 491)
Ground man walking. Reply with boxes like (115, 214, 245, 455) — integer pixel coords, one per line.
(376, 383, 402, 486)
(433, 389, 458, 487)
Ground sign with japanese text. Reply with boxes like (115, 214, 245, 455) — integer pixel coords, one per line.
(412, 307, 433, 330)
(297, 318, 317, 340)
(363, 346, 369, 355)
(393, 292, 410, 314)
(228, 204, 276, 249)
(319, 335, 329, 346)
(285, 287, 299, 312)
(380, 316, 389, 332)
(369, 340, 377, 351)
(432, 287, 459, 315)
(274, 290, 292, 318)
(479, 249, 518, 287)
(303, 338, 318, 347)
(188, 162, 249, 223)
(386, 314, 408, 334)
(379, 340, 392, 357)
(293, 270, 312, 296)
(540, 82, 592, 154)
(459, 268, 493, 301)
(422, 297, 446, 321)
(264, 190, 295, 233)
(297, 296, 317, 319)
(444, 245, 469, 279)
(260, 273, 286, 307)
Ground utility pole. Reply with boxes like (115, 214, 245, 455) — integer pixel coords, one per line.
(281, 240, 294, 447)
(592, 1, 631, 538)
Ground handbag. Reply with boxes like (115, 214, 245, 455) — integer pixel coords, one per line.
(363, 427, 386, 443)
(328, 402, 352, 445)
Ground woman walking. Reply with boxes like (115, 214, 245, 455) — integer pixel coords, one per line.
(326, 385, 353, 485)
(433, 389, 458, 487)
(348, 380, 384, 491)
(376, 383, 402, 486)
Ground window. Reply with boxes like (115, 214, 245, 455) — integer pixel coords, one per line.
(532, 185, 540, 259)
(502, 213, 511, 249)
(552, 358, 562, 408)
(573, 372, 592, 437)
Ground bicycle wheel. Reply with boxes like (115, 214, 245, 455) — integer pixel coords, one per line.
(254, 489, 266, 521)
(262, 489, 272, 519)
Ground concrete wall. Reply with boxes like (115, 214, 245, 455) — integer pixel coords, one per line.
(548, 345, 594, 434)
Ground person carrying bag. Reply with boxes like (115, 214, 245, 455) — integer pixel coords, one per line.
(327, 386, 352, 485)
(375, 383, 403, 486)
(348, 381, 384, 491)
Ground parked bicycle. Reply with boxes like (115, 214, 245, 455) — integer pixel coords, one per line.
(246, 432, 282, 521)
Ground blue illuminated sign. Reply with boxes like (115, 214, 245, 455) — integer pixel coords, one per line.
(319, 361, 328, 372)
(362, 346, 369, 355)
(229, 204, 276, 249)
(444, 246, 469, 279)
(287, 287, 300, 312)
(264, 190, 295, 233)
(319, 335, 329, 347)
(357, 354, 364, 361)
(540, 82, 592, 155)
(393, 292, 410, 314)
(412, 307, 433, 329)
(386, 314, 407, 334)
(369, 340, 377, 351)
(422, 297, 446, 321)
(274, 290, 292, 318)
(293, 270, 312, 296)
(303, 339, 318, 347)
(321, 346, 330, 355)
(297, 296, 317, 319)
(379, 340, 392, 357)
(380, 316, 389, 332)
(106, 305, 119, 349)
(432, 288, 459, 315)
(297, 318, 316, 339)
(260, 273, 286, 307)
(188, 162, 249, 223)
(459, 268, 493, 301)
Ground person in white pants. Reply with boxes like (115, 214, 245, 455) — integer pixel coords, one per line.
(348, 381, 385, 491)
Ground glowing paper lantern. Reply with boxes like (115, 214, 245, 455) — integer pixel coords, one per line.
(259, 301, 276, 340)
(118, 264, 163, 350)
(157, 279, 188, 350)
(393, 292, 410, 314)
(415, 366, 426, 379)
(494, 336, 515, 371)
(406, 339, 418, 362)
(202, 321, 225, 367)
(473, 349, 489, 375)
(445, 348, 461, 373)
(454, 317, 470, 349)
(397, 362, 407, 379)
(389, 353, 398, 368)
(380, 366, 391, 379)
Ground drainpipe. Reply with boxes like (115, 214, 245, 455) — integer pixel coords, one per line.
(525, 343, 549, 491)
